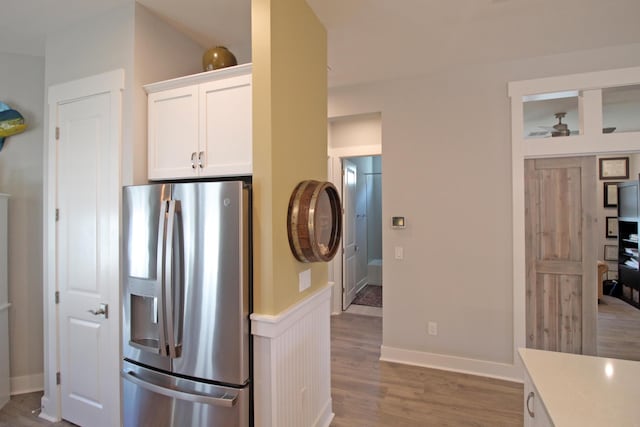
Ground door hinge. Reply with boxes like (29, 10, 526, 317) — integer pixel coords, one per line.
(55, 291, 60, 304)
(55, 127, 60, 140)
(55, 208, 59, 222)
(56, 372, 61, 385)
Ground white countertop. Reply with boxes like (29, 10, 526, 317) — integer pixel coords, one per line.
(519, 348, 640, 427)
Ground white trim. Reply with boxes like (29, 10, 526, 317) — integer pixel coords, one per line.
(328, 281, 340, 315)
(38, 398, 58, 423)
(380, 346, 521, 383)
(327, 143, 382, 315)
(251, 285, 333, 427)
(43, 69, 124, 423)
(251, 284, 332, 337)
(510, 66, 640, 372)
(10, 373, 44, 395)
(144, 63, 252, 93)
(313, 399, 334, 427)
(508, 66, 640, 97)
(328, 144, 381, 159)
(48, 69, 125, 104)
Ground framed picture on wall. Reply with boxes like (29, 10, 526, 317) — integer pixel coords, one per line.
(604, 244, 618, 261)
(599, 157, 629, 179)
(604, 182, 619, 208)
(606, 216, 618, 238)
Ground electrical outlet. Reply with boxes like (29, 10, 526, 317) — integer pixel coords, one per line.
(395, 246, 404, 259)
(299, 269, 311, 292)
(428, 321, 438, 336)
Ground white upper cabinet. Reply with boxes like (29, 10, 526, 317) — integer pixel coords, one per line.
(199, 73, 252, 177)
(148, 85, 199, 179)
(146, 64, 252, 180)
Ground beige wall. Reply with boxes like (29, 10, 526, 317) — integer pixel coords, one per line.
(329, 42, 640, 367)
(252, 0, 327, 314)
(0, 52, 45, 387)
(329, 112, 381, 149)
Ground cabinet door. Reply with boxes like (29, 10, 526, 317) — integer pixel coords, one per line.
(148, 86, 199, 180)
(199, 73, 252, 177)
(524, 372, 553, 427)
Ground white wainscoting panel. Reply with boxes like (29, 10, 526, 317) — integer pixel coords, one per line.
(251, 285, 333, 427)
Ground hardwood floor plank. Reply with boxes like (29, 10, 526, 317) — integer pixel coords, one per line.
(2, 298, 637, 427)
(598, 295, 640, 360)
(330, 313, 523, 427)
(0, 392, 74, 427)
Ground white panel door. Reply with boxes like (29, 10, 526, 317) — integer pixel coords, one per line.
(57, 91, 119, 427)
(354, 166, 368, 291)
(343, 160, 358, 309)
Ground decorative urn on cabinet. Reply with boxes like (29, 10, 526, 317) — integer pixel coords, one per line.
(202, 46, 238, 71)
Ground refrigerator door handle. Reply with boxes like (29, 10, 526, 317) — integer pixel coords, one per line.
(155, 200, 169, 357)
(121, 370, 238, 408)
(164, 199, 179, 359)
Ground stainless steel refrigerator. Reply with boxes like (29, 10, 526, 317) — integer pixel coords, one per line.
(121, 180, 251, 427)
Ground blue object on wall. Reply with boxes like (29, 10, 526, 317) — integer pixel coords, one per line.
(0, 101, 26, 151)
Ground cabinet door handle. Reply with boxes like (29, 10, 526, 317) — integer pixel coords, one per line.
(198, 151, 204, 168)
(190, 152, 197, 169)
(526, 391, 535, 418)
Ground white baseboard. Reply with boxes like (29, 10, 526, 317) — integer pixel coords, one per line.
(38, 396, 58, 422)
(380, 346, 523, 383)
(10, 373, 44, 395)
(251, 285, 333, 427)
(313, 398, 334, 427)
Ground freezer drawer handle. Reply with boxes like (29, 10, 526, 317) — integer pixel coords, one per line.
(122, 371, 238, 408)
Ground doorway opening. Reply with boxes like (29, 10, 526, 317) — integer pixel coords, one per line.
(327, 111, 382, 317)
(595, 152, 640, 361)
(342, 155, 382, 317)
(524, 153, 640, 361)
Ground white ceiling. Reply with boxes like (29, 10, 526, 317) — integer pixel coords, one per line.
(2, 0, 640, 87)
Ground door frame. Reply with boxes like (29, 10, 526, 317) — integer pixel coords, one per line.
(42, 70, 124, 422)
(341, 158, 359, 310)
(509, 66, 640, 374)
(328, 144, 381, 315)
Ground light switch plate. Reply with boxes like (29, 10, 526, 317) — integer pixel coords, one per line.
(299, 269, 311, 292)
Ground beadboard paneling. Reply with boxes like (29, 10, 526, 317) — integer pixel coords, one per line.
(251, 285, 333, 427)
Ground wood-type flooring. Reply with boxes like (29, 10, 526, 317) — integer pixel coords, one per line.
(3, 296, 639, 426)
(0, 392, 74, 427)
(330, 313, 523, 426)
(598, 295, 640, 360)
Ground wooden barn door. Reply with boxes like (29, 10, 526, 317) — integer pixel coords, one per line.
(525, 156, 597, 355)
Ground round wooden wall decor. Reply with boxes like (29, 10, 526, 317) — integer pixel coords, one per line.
(287, 180, 342, 263)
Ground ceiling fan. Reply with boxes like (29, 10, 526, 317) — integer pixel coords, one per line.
(527, 112, 572, 138)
